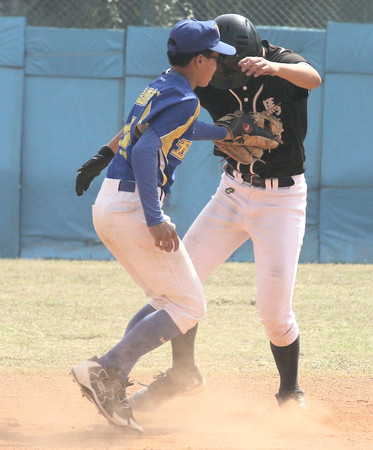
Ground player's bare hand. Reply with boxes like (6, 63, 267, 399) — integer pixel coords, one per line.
(149, 221, 180, 252)
(238, 57, 278, 78)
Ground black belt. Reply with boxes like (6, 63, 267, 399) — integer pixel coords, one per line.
(118, 179, 136, 192)
(118, 179, 165, 201)
(225, 165, 294, 188)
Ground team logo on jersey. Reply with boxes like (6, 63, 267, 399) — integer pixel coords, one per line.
(171, 138, 192, 160)
(263, 97, 282, 116)
(225, 187, 235, 194)
(253, 85, 282, 116)
(135, 87, 159, 106)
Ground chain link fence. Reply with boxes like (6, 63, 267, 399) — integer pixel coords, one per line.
(1, 0, 372, 29)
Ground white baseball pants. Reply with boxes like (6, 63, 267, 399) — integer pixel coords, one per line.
(92, 178, 206, 334)
(183, 171, 307, 346)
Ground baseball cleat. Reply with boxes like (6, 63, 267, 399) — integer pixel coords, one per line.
(71, 357, 142, 433)
(275, 389, 306, 407)
(129, 366, 206, 412)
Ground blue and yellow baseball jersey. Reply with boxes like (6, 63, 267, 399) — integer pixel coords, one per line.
(107, 70, 200, 194)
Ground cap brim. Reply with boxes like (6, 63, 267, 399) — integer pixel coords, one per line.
(210, 41, 236, 55)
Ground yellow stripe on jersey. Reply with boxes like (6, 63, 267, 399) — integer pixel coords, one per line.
(136, 102, 153, 137)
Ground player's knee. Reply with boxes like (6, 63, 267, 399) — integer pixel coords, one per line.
(196, 299, 206, 321)
(261, 318, 299, 347)
(190, 284, 207, 318)
(174, 310, 205, 335)
(186, 295, 206, 325)
(164, 292, 206, 334)
(255, 293, 298, 346)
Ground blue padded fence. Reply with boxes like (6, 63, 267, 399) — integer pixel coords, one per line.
(0, 18, 372, 263)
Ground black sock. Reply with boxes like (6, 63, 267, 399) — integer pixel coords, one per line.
(270, 335, 300, 393)
(171, 324, 198, 371)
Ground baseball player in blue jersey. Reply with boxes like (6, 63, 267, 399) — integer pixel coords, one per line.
(128, 14, 322, 411)
(71, 19, 235, 432)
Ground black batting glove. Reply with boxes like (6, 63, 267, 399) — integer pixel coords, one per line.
(75, 145, 114, 196)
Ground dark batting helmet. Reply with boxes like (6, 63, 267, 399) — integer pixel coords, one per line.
(211, 14, 263, 90)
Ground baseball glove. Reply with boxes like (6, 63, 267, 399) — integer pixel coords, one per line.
(214, 110, 284, 165)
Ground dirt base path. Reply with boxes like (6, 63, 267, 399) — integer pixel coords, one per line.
(0, 372, 371, 449)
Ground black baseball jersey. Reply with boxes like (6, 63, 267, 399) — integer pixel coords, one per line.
(195, 41, 310, 178)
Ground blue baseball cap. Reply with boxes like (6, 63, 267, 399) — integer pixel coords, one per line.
(168, 19, 236, 56)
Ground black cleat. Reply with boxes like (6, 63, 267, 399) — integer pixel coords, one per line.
(129, 366, 206, 412)
(275, 389, 306, 407)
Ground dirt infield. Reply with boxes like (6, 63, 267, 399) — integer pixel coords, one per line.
(0, 372, 371, 449)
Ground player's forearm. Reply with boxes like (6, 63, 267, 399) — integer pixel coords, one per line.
(105, 129, 123, 154)
(272, 62, 322, 90)
(239, 58, 322, 90)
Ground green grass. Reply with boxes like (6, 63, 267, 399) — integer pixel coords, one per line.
(0, 260, 371, 378)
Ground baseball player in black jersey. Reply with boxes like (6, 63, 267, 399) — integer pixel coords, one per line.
(129, 14, 322, 411)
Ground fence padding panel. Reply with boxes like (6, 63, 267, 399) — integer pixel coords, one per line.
(325, 23, 373, 74)
(318, 23, 373, 262)
(0, 17, 25, 67)
(0, 18, 25, 257)
(25, 27, 125, 78)
(321, 74, 373, 188)
(125, 26, 169, 76)
(320, 189, 373, 263)
(19, 26, 125, 259)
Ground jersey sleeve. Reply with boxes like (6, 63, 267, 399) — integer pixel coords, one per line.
(191, 121, 228, 140)
(131, 125, 164, 227)
(265, 41, 309, 65)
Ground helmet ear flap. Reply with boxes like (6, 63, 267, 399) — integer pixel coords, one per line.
(210, 14, 263, 89)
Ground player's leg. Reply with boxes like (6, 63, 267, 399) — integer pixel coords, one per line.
(250, 175, 307, 405)
(124, 304, 156, 335)
(170, 173, 252, 370)
(169, 183, 249, 366)
(130, 174, 250, 410)
(92, 206, 206, 374)
(170, 323, 198, 371)
(72, 181, 205, 425)
(270, 336, 305, 405)
(93, 181, 206, 332)
(73, 242, 199, 426)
